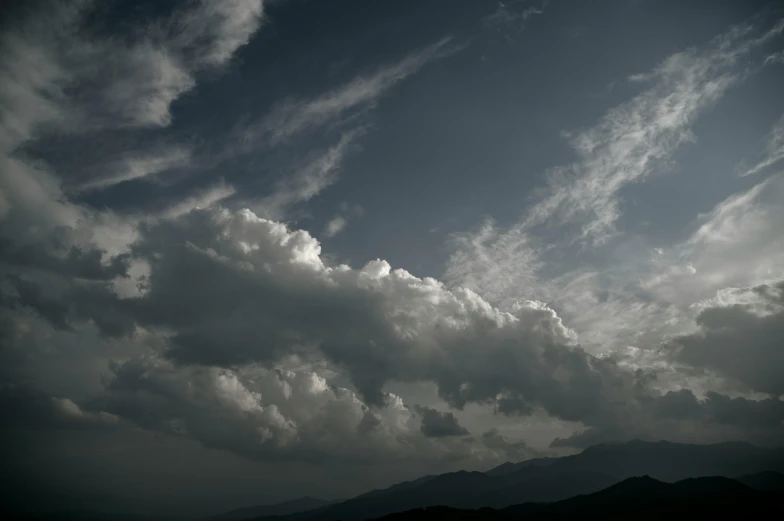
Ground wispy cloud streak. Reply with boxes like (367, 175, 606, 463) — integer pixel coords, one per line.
(741, 113, 784, 177)
(163, 180, 237, 219)
(446, 17, 784, 353)
(76, 147, 192, 192)
(253, 130, 363, 219)
(244, 37, 457, 147)
(483, 0, 547, 40)
(524, 19, 783, 242)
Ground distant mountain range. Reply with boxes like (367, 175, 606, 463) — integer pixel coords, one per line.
(246, 440, 784, 521)
(203, 497, 336, 521)
(375, 476, 784, 521)
(487, 439, 784, 482)
(7, 440, 784, 521)
(371, 474, 784, 520)
(6, 497, 334, 521)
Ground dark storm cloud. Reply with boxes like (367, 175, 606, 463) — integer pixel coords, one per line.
(414, 405, 470, 437)
(670, 281, 784, 396)
(481, 428, 536, 461)
(702, 392, 784, 429)
(4, 274, 135, 338)
(652, 389, 705, 420)
(5, 275, 72, 330)
(120, 208, 619, 427)
(14, 206, 774, 452)
(93, 353, 541, 466)
(0, 238, 130, 280)
(653, 389, 784, 429)
(4, 206, 630, 449)
(0, 382, 117, 430)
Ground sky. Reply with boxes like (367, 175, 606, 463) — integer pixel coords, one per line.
(1, 0, 783, 517)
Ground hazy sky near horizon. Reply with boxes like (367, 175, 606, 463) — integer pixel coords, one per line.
(1, 0, 783, 516)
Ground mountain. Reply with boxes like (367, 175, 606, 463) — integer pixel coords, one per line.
(205, 498, 335, 521)
(372, 475, 784, 520)
(538, 439, 784, 481)
(248, 468, 616, 521)
(485, 457, 557, 477)
(247, 440, 784, 521)
(3, 510, 171, 521)
(737, 470, 784, 492)
(3, 498, 335, 521)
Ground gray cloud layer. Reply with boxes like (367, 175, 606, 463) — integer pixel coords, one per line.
(6, 206, 783, 458)
(1, 3, 783, 513)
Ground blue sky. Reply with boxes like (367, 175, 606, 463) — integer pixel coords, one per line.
(1, 0, 784, 517)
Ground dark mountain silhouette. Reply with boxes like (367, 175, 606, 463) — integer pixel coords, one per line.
(205, 498, 335, 521)
(485, 457, 556, 476)
(356, 475, 439, 500)
(737, 470, 784, 492)
(248, 440, 784, 521)
(248, 468, 616, 521)
(8, 441, 783, 521)
(371, 475, 784, 520)
(537, 439, 784, 481)
(5, 497, 335, 521)
(3, 510, 170, 521)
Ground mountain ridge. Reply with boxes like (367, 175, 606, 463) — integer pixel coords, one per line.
(203, 497, 335, 521)
(247, 440, 784, 521)
(6, 441, 784, 521)
(372, 474, 784, 520)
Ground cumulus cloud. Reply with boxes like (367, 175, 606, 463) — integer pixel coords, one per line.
(2, 2, 783, 482)
(0, 382, 118, 430)
(9, 205, 782, 453)
(668, 280, 784, 397)
(414, 405, 470, 437)
(95, 353, 552, 464)
(0, 3, 487, 472)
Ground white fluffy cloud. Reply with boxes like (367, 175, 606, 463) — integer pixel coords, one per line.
(324, 216, 348, 238)
(7, 205, 781, 456)
(644, 173, 784, 306)
(91, 345, 547, 464)
(0, 0, 266, 268)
